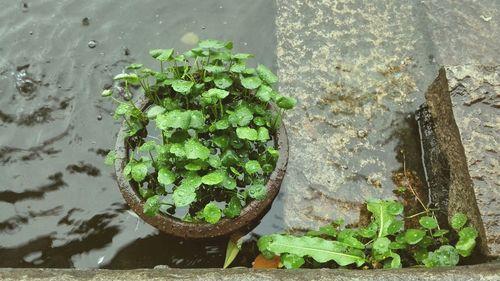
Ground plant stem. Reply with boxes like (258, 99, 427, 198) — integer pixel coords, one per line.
(402, 153, 441, 231)
(219, 99, 224, 117)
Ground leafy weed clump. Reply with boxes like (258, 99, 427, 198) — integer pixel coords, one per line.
(257, 200, 478, 269)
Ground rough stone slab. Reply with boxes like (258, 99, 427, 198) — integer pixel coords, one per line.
(420, 65, 500, 256)
(423, 0, 500, 65)
(276, 0, 437, 230)
(0, 263, 499, 281)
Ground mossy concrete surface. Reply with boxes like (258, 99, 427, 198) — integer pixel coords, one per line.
(0, 262, 499, 281)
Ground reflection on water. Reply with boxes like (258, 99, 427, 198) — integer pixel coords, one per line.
(0, 0, 277, 268)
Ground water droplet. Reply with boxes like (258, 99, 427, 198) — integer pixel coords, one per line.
(97, 256, 105, 265)
(15, 70, 38, 96)
(82, 17, 89, 26)
(88, 40, 97, 48)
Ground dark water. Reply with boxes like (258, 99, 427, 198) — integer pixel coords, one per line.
(0, 0, 279, 268)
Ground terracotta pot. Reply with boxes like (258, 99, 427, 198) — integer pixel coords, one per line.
(114, 98, 289, 238)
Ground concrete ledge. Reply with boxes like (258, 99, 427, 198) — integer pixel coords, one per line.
(0, 263, 499, 281)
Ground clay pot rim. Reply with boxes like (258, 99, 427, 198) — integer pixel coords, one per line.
(114, 98, 289, 239)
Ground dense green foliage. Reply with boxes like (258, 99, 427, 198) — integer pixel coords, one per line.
(258, 200, 478, 269)
(103, 39, 295, 224)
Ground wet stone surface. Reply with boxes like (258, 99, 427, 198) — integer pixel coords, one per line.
(276, 0, 437, 230)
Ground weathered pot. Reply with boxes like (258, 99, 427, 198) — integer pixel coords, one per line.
(114, 98, 289, 238)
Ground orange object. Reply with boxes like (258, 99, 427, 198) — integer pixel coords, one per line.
(252, 254, 281, 269)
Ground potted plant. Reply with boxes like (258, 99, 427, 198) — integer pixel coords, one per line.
(102, 39, 296, 238)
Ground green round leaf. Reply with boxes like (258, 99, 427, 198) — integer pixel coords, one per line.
(205, 88, 229, 99)
(101, 89, 112, 97)
(131, 162, 148, 182)
(248, 184, 267, 200)
(243, 68, 255, 75)
(228, 106, 253, 126)
(204, 65, 226, 73)
(185, 161, 203, 171)
(241, 76, 262, 90)
(213, 136, 230, 149)
(127, 63, 143, 70)
(256, 64, 278, 84)
(232, 53, 253, 60)
(104, 150, 116, 166)
(419, 216, 438, 229)
(253, 116, 266, 126)
(257, 127, 270, 141)
(451, 212, 468, 231)
(150, 48, 174, 61)
(276, 96, 297, 109)
(358, 223, 377, 238)
(123, 163, 132, 177)
(181, 174, 203, 189)
(188, 110, 206, 129)
(281, 254, 305, 269)
(214, 75, 233, 89)
(156, 110, 191, 130)
(169, 143, 186, 157)
(387, 220, 404, 235)
(143, 195, 161, 217)
(230, 61, 246, 73)
(138, 141, 156, 152)
(223, 196, 242, 218)
(387, 253, 402, 269)
(373, 237, 391, 254)
(158, 168, 175, 186)
(245, 160, 262, 174)
(404, 229, 426, 245)
(255, 85, 274, 102)
(147, 105, 166, 119)
(222, 175, 237, 190)
(203, 202, 222, 224)
(387, 201, 404, 215)
(202, 171, 225, 185)
(433, 229, 450, 237)
(459, 226, 478, 240)
(389, 241, 407, 250)
(423, 245, 459, 268)
(114, 73, 141, 85)
(208, 155, 221, 168)
(267, 147, 279, 158)
(236, 127, 258, 141)
(198, 39, 226, 49)
(456, 227, 478, 257)
(214, 119, 229, 130)
(172, 80, 194, 94)
(262, 163, 274, 174)
(172, 186, 196, 207)
(184, 139, 210, 160)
